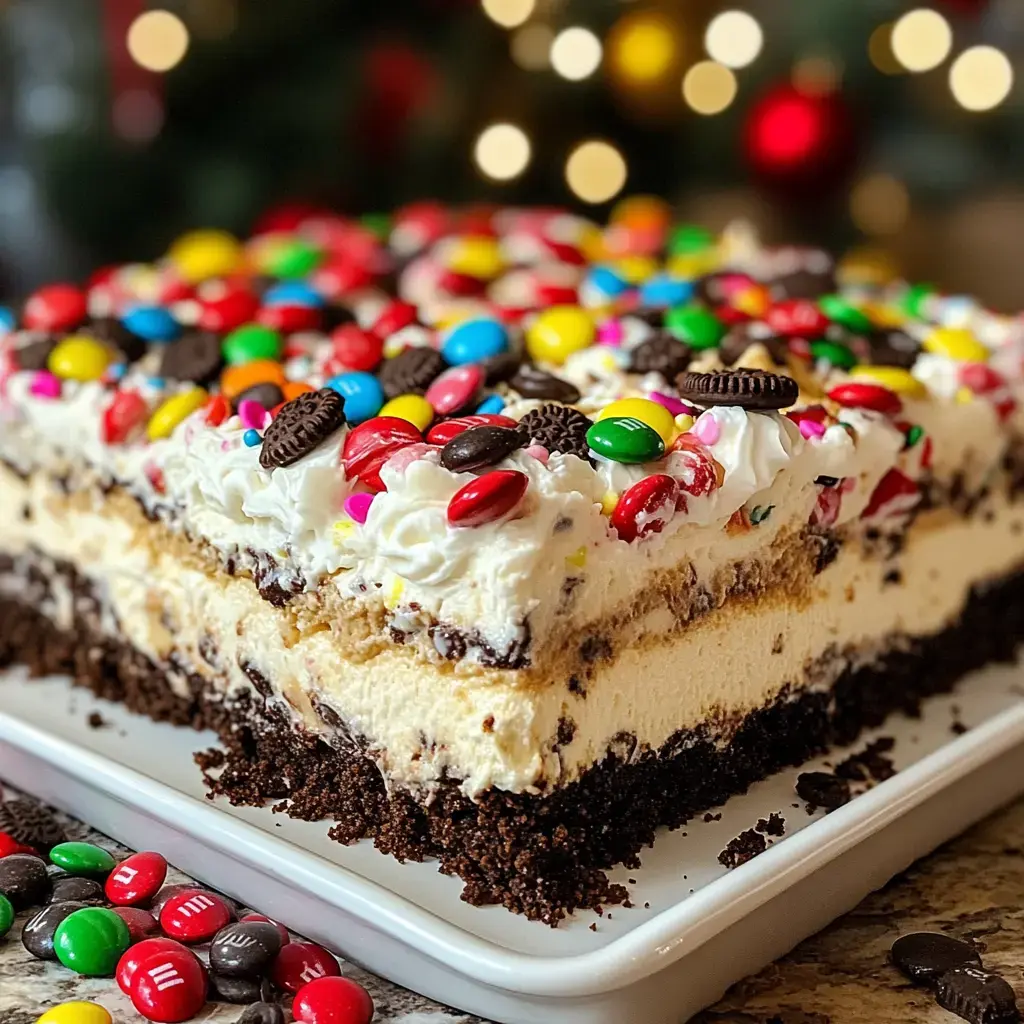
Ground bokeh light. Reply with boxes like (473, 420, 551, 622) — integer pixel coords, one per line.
(481, 0, 535, 30)
(608, 12, 678, 84)
(850, 173, 910, 235)
(791, 55, 843, 96)
(126, 10, 190, 73)
(949, 46, 1014, 111)
(510, 23, 554, 70)
(565, 141, 628, 203)
(704, 11, 763, 70)
(474, 123, 532, 180)
(682, 61, 738, 115)
(868, 23, 903, 76)
(891, 9, 952, 73)
(550, 27, 603, 82)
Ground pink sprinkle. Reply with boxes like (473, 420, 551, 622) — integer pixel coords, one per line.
(596, 320, 624, 347)
(649, 391, 696, 417)
(798, 418, 827, 440)
(343, 492, 375, 524)
(692, 412, 720, 446)
(29, 371, 61, 399)
(524, 444, 549, 464)
(238, 399, 270, 431)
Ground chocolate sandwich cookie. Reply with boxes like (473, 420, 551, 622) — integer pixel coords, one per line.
(260, 388, 347, 470)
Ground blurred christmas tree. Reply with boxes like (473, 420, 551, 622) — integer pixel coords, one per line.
(1, 0, 1024, 305)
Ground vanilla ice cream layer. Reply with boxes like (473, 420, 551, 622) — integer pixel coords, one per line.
(4, 462, 1024, 797)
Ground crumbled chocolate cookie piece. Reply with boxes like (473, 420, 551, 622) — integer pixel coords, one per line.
(795, 771, 851, 812)
(516, 403, 593, 462)
(935, 966, 1019, 1024)
(717, 828, 766, 869)
(0, 798, 66, 852)
(378, 346, 445, 398)
(629, 333, 692, 378)
(159, 330, 224, 385)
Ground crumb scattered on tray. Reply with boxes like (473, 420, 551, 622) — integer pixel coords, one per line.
(86, 711, 109, 729)
(717, 828, 767, 869)
(836, 736, 896, 784)
(795, 771, 851, 813)
(756, 813, 786, 837)
(703, 811, 723, 823)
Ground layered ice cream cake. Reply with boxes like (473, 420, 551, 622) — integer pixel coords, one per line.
(3, 203, 1024, 923)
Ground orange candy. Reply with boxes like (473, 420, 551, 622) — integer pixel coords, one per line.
(282, 381, 314, 402)
(220, 360, 286, 401)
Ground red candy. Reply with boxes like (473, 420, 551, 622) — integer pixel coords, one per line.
(370, 300, 418, 339)
(293, 976, 375, 1024)
(424, 364, 484, 416)
(670, 434, 721, 499)
(23, 283, 88, 332)
(425, 413, 518, 446)
(130, 948, 208, 1023)
(204, 394, 232, 427)
(105, 851, 168, 906)
(437, 269, 487, 296)
(240, 912, 290, 947)
(198, 289, 259, 333)
(447, 470, 529, 527)
(330, 325, 384, 373)
(610, 474, 679, 543)
(271, 941, 341, 994)
(117, 937, 194, 995)
(257, 303, 321, 333)
(312, 258, 374, 299)
(101, 391, 150, 445)
(342, 416, 423, 492)
(112, 906, 160, 942)
(0, 830, 36, 858)
(765, 299, 829, 338)
(861, 467, 920, 520)
(827, 382, 902, 416)
(159, 888, 232, 944)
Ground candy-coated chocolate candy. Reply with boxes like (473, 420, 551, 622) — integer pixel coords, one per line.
(586, 265, 630, 298)
(440, 425, 523, 472)
(222, 324, 283, 366)
(900, 282, 935, 320)
(238, 1002, 285, 1024)
(330, 325, 383, 372)
(0, 893, 12, 937)
(765, 299, 829, 338)
(111, 906, 160, 942)
(862, 467, 920, 520)
(371, 300, 418, 338)
(51, 876, 105, 904)
(0, 853, 51, 909)
(130, 948, 208, 1023)
(850, 365, 927, 398)
(668, 223, 714, 256)
(313, 257, 373, 299)
(610, 474, 679, 543)
(50, 842, 116, 877)
(24, 284, 88, 332)
(425, 413, 518, 446)
(116, 937, 193, 994)
(292, 975, 375, 1024)
(198, 288, 260, 332)
(265, 238, 322, 280)
(209, 919, 283, 978)
(379, 394, 434, 431)
(342, 416, 423, 492)
(159, 888, 233, 943)
(169, 229, 243, 282)
(586, 416, 665, 464)
(447, 470, 529, 527)
(240, 912, 290, 947)
(204, 393, 232, 427)
(638, 274, 694, 308)
(263, 281, 325, 307)
(326, 371, 385, 425)
(102, 391, 150, 444)
(221, 360, 286, 401)
(525, 306, 594, 364)
(105, 851, 168, 906)
(122, 306, 181, 344)
(34, 1001, 112, 1024)
(476, 393, 505, 415)
(48, 337, 113, 382)
(29, 371, 62, 399)
(670, 434, 722, 497)
(256, 303, 321, 334)
(270, 941, 341, 994)
(441, 319, 508, 366)
(818, 294, 873, 333)
(147, 388, 208, 441)
(211, 974, 275, 1003)
(827, 381, 902, 416)
(923, 327, 989, 363)
(424, 364, 484, 416)
(597, 398, 675, 444)
(809, 340, 857, 370)
(22, 901, 87, 960)
(53, 907, 131, 976)
(664, 306, 725, 350)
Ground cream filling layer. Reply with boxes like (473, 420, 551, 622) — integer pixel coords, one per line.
(4, 465, 1024, 797)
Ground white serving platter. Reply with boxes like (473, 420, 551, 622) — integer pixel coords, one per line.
(2, 664, 1024, 1024)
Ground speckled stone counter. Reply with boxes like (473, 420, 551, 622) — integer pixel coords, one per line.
(3, 788, 1024, 1024)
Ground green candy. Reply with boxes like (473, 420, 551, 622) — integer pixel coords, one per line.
(0, 893, 13, 938)
(53, 907, 130, 976)
(818, 294, 873, 334)
(668, 224, 714, 256)
(361, 212, 391, 239)
(49, 842, 116, 877)
(222, 324, 283, 366)
(587, 416, 665, 464)
(664, 305, 726, 350)
(267, 239, 322, 279)
(901, 282, 935, 321)
(809, 339, 857, 370)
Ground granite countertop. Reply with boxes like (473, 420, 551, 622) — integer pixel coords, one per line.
(3, 788, 1024, 1024)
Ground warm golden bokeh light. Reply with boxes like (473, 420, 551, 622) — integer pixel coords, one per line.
(891, 8, 952, 73)
(949, 46, 1014, 111)
(550, 27, 603, 81)
(608, 12, 678, 84)
(565, 141, 628, 204)
(850, 173, 910, 235)
(474, 123, 532, 181)
(682, 61, 738, 115)
(868, 22, 903, 76)
(481, 0, 535, 30)
(510, 23, 554, 70)
(127, 10, 190, 72)
(704, 11, 763, 70)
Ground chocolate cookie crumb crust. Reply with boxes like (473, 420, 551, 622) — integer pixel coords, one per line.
(3, 553, 1024, 923)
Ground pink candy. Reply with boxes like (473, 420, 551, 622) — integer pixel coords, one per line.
(343, 492, 374, 524)
(424, 364, 484, 416)
(596, 321, 624, 347)
(649, 391, 695, 417)
(524, 444, 549, 464)
(798, 418, 827, 440)
(238, 399, 270, 431)
(29, 370, 61, 399)
(691, 412, 720, 446)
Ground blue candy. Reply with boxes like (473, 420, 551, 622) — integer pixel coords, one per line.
(122, 305, 181, 343)
(441, 319, 508, 367)
(639, 274, 695, 309)
(0, 307, 15, 333)
(475, 394, 505, 415)
(243, 428, 262, 447)
(326, 371, 384, 425)
(262, 281, 325, 308)
(587, 265, 630, 299)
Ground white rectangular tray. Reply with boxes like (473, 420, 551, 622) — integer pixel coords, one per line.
(2, 664, 1024, 1024)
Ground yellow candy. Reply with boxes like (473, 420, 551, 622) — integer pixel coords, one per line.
(956, 386, 975, 405)
(732, 285, 770, 318)
(610, 255, 659, 284)
(147, 387, 208, 440)
(851, 365, 927, 398)
(666, 251, 718, 277)
(674, 413, 695, 435)
(446, 236, 504, 280)
(923, 327, 989, 363)
(380, 394, 434, 431)
(577, 224, 608, 263)
(862, 302, 906, 328)
(333, 520, 356, 541)
(600, 491, 619, 516)
(48, 337, 113, 382)
(384, 575, 405, 609)
(566, 545, 588, 568)
(168, 229, 244, 283)
(598, 397, 675, 444)
(526, 306, 595, 365)
(36, 1002, 112, 1024)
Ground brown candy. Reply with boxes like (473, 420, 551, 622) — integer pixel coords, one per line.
(440, 426, 524, 472)
(676, 368, 799, 411)
(234, 382, 285, 411)
(378, 346, 445, 398)
(629, 334, 692, 378)
(260, 388, 347, 470)
(508, 365, 581, 403)
(159, 330, 224, 385)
